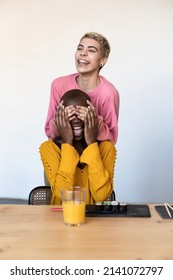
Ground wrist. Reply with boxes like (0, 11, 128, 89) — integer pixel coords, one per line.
(87, 139, 97, 146)
(64, 140, 73, 145)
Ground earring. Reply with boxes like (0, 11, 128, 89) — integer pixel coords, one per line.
(100, 63, 103, 67)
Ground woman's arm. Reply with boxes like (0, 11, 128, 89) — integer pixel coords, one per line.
(80, 141, 116, 202)
(39, 141, 79, 200)
(77, 90, 120, 145)
(45, 81, 61, 139)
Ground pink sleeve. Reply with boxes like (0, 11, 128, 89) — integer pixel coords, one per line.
(45, 81, 61, 139)
(97, 90, 120, 145)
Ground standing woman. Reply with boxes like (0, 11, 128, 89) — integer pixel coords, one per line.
(45, 32, 119, 144)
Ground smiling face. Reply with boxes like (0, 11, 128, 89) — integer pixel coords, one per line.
(65, 99, 86, 141)
(75, 38, 107, 74)
(61, 90, 90, 141)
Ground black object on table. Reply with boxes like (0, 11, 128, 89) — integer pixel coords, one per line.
(86, 204, 150, 218)
(155, 205, 173, 219)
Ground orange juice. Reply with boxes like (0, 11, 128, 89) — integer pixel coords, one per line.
(62, 201, 85, 225)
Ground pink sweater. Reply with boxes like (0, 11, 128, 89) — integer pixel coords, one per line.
(45, 73, 119, 144)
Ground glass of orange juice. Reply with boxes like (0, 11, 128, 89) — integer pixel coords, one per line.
(61, 186, 86, 226)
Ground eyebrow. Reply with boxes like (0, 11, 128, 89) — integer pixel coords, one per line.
(77, 44, 98, 52)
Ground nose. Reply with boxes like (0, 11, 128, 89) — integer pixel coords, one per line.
(80, 49, 87, 56)
(70, 115, 78, 123)
(71, 115, 83, 125)
(73, 115, 78, 120)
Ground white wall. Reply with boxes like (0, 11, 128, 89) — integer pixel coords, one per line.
(0, 0, 173, 203)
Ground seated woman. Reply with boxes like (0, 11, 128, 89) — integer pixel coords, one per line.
(39, 89, 117, 204)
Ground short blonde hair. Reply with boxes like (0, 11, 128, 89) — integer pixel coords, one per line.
(80, 32, 111, 58)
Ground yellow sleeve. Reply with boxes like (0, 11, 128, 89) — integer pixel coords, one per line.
(80, 141, 116, 202)
(39, 141, 79, 199)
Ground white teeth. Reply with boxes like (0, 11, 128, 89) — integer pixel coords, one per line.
(79, 60, 88, 63)
(73, 127, 81, 130)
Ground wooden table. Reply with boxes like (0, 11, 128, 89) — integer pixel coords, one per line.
(0, 204, 173, 260)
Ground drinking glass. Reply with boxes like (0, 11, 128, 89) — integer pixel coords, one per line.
(61, 186, 86, 226)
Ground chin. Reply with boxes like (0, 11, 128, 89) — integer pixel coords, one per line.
(74, 135, 83, 141)
(76, 67, 90, 74)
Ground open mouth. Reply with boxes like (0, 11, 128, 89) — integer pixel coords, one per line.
(72, 126, 83, 137)
(78, 59, 89, 65)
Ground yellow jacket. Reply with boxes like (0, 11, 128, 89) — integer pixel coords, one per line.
(39, 140, 116, 205)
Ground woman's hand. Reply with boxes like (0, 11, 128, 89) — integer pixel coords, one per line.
(53, 103, 73, 145)
(84, 106, 99, 145)
(75, 105, 88, 121)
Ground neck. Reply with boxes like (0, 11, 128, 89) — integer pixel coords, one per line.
(73, 140, 87, 156)
(77, 73, 100, 92)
